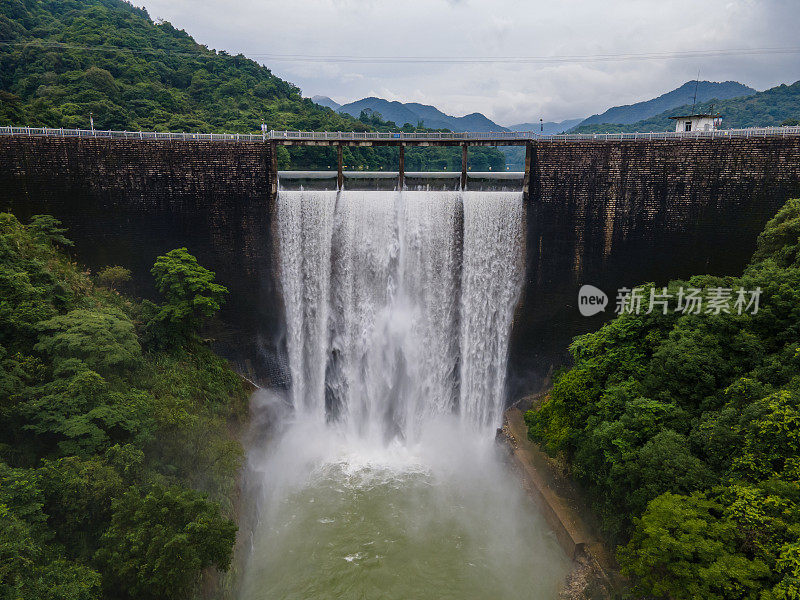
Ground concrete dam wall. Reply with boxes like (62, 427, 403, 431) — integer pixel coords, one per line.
(511, 136, 800, 394)
(2, 135, 799, 393)
(0, 136, 281, 381)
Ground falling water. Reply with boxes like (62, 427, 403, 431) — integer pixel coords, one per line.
(240, 189, 568, 600)
(276, 189, 524, 434)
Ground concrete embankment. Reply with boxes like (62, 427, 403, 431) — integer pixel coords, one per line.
(499, 407, 623, 599)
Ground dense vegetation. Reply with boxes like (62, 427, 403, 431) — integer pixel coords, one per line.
(0, 0, 504, 171)
(0, 213, 248, 599)
(526, 199, 800, 598)
(572, 80, 800, 134)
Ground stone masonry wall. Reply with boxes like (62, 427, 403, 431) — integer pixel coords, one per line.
(0, 136, 281, 383)
(509, 136, 800, 395)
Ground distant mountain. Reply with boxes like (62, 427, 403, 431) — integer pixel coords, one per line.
(507, 118, 583, 135)
(575, 80, 756, 128)
(339, 98, 423, 127)
(311, 95, 341, 111)
(312, 96, 508, 132)
(402, 102, 506, 132)
(571, 80, 800, 134)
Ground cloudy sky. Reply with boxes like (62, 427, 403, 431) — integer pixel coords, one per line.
(137, 0, 800, 126)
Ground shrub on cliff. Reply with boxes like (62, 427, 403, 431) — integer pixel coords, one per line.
(147, 247, 227, 349)
(95, 265, 131, 291)
(95, 484, 236, 600)
(618, 492, 769, 600)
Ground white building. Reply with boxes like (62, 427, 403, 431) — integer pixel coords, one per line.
(669, 114, 721, 132)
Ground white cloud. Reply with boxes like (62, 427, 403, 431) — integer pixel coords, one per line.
(138, 0, 800, 125)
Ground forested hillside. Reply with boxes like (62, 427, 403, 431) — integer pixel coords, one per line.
(572, 81, 800, 134)
(0, 0, 504, 171)
(576, 80, 755, 127)
(0, 0, 355, 133)
(526, 199, 800, 598)
(0, 213, 248, 599)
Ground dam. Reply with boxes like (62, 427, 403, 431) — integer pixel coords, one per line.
(2, 126, 800, 596)
(2, 127, 800, 392)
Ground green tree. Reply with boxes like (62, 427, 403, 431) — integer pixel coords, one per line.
(0, 474, 101, 600)
(527, 197, 800, 596)
(27, 215, 73, 248)
(148, 248, 227, 347)
(0, 503, 38, 596)
(0, 213, 69, 350)
(35, 308, 141, 375)
(0, 213, 245, 598)
(751, 198, 800, 267)
(20, 367, 154, 456)
(37, 456, 124, 559)
(95, 265, 131, 290)
(632, 429, 715, 510)
(5, 558, 102, 600)
(95, 484, 236, 600)
(769, 543, 800, 599)
(619, 492, 769, 599)
(732, 389, 800, 480)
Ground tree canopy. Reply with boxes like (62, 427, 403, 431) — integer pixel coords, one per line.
(148, 248, 227, 348)
(96, 484, 236, 600)
(0, 212, 247, 599)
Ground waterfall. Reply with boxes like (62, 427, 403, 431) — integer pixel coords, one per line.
(240, 189, 571, 600)
(276, 189, 524, 439)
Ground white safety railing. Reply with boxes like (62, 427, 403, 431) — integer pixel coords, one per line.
(268, 130, 529, 141)
(269, 126, 800, 142)
(541, 125, 800, 141)
(0, 126, 265, 142)
(2, 125, 799, 143)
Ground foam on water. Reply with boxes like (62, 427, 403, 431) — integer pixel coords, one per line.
(240, 400, 569, 600)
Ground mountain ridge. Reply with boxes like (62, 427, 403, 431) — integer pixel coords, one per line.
(570, 80, 800, 134)
(312, 95, 509, 132)
(575, 80, 756, 128)
(313, 81, 755, 137)
(311, 95, 341, 111)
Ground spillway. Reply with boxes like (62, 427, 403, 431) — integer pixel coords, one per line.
(240, 190, 569, 599)
(276, 189, 524, 434)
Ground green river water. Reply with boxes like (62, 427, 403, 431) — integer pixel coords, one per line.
(239, 417, 570, 600)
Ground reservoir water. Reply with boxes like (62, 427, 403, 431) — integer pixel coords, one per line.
(239, 190, 569, 599)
